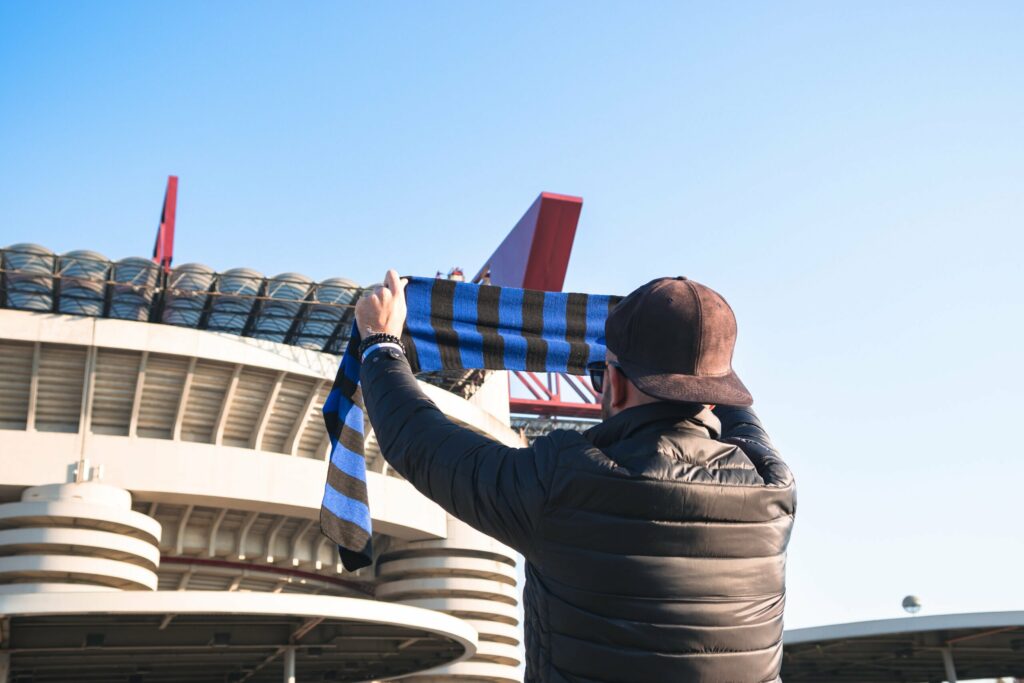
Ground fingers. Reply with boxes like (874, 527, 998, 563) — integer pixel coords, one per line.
(385, 269, 405, 296)
(366, 283, 389, 302)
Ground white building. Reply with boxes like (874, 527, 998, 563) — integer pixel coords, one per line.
(0, 245, 524, 683)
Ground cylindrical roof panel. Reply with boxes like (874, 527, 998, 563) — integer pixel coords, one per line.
(207, 267, 263, 334)
(251, 272, 313, 343)
(57, 250, 109, 317)
(110, 257, 160, 321)
(2, 243, 55, 312)
(294, 277, 360, 350)
(163, 262, 215, 327)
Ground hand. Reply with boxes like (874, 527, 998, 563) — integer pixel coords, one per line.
(355, 269, 408, 339)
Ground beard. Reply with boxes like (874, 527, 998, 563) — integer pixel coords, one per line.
(600, 385, 612, 420)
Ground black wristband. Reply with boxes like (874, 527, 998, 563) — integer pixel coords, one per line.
(357, 333, 406, 357)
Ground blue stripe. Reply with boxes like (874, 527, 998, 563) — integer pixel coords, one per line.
(342, 402, 364, 433)
(498, 286, 525, 368)
(323, 387, 341, 418)
(322, 483, 372, 534)
(406, 279, 441, 372)
(329, 441, 367, 481)
(586, 294, 611, 365)
(451, 283, 484, 368)
(542, 291, 570, 372)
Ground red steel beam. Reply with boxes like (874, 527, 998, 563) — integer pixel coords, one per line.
(508, 398, 600, 418)
(152, 175, 178, 272)
(509, 370, 601, 418)
(477, 192, 599, 419)
(474, 192, 583, 291)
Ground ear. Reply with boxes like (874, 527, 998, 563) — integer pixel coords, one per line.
(609, 364, 630, 412)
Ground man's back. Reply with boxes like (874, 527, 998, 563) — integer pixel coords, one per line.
(360, 348, 795, 682)
(354, 272, 796, 682)
(522, 403, 795, 682)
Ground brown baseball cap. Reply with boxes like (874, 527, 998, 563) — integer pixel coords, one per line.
(605, 276, 753, 407)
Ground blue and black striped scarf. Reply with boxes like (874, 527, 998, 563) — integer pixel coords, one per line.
(320, 276, 620, 570)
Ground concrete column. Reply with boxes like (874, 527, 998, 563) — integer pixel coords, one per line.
(376, 515, 522, 682)
(0, 652, 10, 683)
(283, 646, 296, 683)
(941, 647, 958, 683)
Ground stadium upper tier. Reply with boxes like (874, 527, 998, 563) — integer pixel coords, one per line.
(0, 244, 361, 354)
(0, 264, 525, 681)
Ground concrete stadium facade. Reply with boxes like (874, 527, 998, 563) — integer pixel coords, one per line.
(0, 246, 525, 683)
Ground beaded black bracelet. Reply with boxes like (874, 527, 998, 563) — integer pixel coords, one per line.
(357, 333, 406, 357)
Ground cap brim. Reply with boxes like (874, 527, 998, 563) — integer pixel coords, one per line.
(618, 359, 754, 407)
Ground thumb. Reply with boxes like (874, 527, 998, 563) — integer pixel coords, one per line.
(385, 269, 406, 296)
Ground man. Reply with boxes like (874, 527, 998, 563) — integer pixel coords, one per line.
(356, 270, 796, 682)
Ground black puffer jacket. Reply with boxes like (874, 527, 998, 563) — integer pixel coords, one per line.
(362, 348, 796, 683)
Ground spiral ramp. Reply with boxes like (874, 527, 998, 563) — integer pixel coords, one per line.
(0, 482, 161, 594)
(376, 515, 523, 682)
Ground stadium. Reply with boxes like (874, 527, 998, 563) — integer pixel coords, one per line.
(1, 181, 1022, 683)
(0, 182, 585, 683)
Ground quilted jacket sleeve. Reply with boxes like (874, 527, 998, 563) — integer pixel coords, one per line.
(360, 347, 558, 555)
(713, 405, 774, 451)
(714, 405, 795, 492)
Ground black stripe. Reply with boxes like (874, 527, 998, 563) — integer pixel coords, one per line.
(565, 292, 590, 373)
(334, 373, 359, 403)
(324, 376, 361, 441)
(401, 328, 420, 374)
(319, 508, 372, 571)
(326, 462, 369, 502)
(320, 508, 369, 548)
(476, 284, 505, 369)
(338, 424, 364, 455)
(430, 279, 463, 371)
(323, 414, 338, 439)
(522, 289, 548, 372)
(338, 543, 373, 572)
(342, 333, 360, 364)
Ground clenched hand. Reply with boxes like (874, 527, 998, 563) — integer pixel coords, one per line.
(355, 269, 408, 339)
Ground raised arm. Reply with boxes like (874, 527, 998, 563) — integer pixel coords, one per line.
(354, 270, 555, 554)
(713, 404, 794, 491)
(713, 404, 774, 452)
(361, 348, 555, 553)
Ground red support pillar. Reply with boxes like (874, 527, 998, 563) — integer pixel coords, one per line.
(152, 175, 178, 272)
(473, 192, 583, 291)
(478, 192, 602, 418)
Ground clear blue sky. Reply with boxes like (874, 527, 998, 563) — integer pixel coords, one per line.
(2, 2, 1022, 629)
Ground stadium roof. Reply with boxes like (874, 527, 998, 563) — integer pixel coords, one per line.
(782, 611, 1024, 682)
(0, 244, 361, 355)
